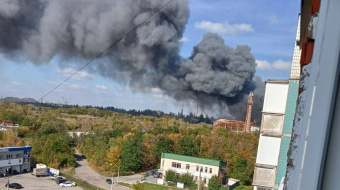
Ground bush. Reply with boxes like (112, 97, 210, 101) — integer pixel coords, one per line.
(165, 170, 179, 183)
(179, 173, 196, 189)
(209, 175, 222, 190)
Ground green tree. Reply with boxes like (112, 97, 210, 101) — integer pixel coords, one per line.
(208, 175, 222, 190)
(121, 135, 143, 172)
(153, 136, 174, 161)
(179, 173, 196, 188)
(176, 135, 198, 156)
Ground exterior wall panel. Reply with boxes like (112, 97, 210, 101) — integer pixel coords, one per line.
(263, 83, 289, 114)
(255, 134, 281, 166)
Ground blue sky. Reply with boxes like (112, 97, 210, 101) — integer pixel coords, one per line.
(0, 0, 300, 115)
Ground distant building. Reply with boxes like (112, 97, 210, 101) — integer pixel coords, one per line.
(0, 146, 32, 175)
(213, 119, 259, 133)
(0, 120, 15, 126)
(160, 153, 227, 186)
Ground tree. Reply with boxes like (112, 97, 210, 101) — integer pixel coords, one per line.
(176, 135, 198, 157)
(121, 135, 143, 172)
(208, 175, 222, 190)
(153, 136, 174, 161)
(105, 146, 121, 172)
(179, 173, 196, 189)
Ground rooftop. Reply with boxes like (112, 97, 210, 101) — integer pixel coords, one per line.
(161, 152, 227, 167)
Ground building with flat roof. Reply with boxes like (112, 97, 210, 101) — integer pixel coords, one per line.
(0, 146, 32, 175)
(160, 152, 227, 186)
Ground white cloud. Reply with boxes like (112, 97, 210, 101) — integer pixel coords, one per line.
(179, 37, 189, 42)
(256, 60, 291, 71)
(10, 82, 22, 86)
(68, 84, 84, 89)
(273, 60, 292, 71)
(256, 60, 272, 71)
(269, 14, 278, 24)
(56, 67, 94, 81)
(95, 85, 108, 90)
(194, 21, 254, 34)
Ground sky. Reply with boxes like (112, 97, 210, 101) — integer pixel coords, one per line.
(0, 0, 300, 115)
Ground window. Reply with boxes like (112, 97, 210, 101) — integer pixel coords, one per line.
(196, 166, 199, 171)
(186, 164, 190, 170)
(176, 163, 181, 168)
(6, 155, 10, 159)
(200, 166, 203, 172)
(0, 155, 2, 160)
(172, 162, 176, 168)
(16, 154, 20, 158)
(205, 167, 207, 173)
(209, 168, 212, 173)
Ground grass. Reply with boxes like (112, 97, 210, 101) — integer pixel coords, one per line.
(118, 182, 182, 190)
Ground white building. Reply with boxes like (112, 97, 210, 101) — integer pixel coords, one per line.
(160, 153, 227, 186)
(0, 146, 32, 175)
(252, 80, 290, 190)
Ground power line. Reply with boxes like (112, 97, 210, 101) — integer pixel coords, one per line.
(38, 0, 174, 102)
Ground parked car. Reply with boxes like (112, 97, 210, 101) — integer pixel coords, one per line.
(153, 172, 162, 178)
(105, 179, 113, 184)
(55, 178, 67, 184)
(5, 183, 23, 189)
(59, 181, 76, 187)
(51, 175, 65, 180)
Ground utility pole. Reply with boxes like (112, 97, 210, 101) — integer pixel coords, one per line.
(117, 166, 120, 185)
(111, 169, 114, 190)
(197, 169, 201, 190)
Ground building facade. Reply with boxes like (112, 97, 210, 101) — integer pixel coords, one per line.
(160, 153, 227, 186)
(253, 17, 301, 190)
(0, 146, 32, 175)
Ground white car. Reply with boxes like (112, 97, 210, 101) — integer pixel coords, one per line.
(59, 181, 76, 187)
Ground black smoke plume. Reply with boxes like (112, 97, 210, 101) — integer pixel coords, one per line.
(0, 0, 264, 122)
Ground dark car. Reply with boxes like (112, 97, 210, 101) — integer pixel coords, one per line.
(106, 179, 113, 184)
(6, 183, 23, 189)
(55, 178, 67, 184)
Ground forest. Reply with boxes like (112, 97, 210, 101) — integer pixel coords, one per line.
(0, 102, 259, 185)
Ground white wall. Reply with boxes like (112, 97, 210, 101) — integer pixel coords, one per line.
(255, 134, 281, 166)
(161, 158, 221, 178)
(0, 158, 23, 168)
(263, 82, 289, 114)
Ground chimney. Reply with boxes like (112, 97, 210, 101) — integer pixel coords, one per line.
(245, 92, 254, 133)
(195, 101, 198, 117)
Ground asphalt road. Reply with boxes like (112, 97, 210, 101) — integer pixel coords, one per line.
(74, 153, 132, 190)
(0, 173, 83, 190)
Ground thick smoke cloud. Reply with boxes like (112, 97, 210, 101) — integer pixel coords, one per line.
(0, 0, 264, 122)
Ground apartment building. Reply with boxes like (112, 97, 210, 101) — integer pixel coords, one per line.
(160, 153, 227, 186)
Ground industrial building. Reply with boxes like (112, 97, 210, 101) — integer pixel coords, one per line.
(252, 17, 301, 190)
(213, 92, 260, 133)
(160, 153, 227, 186)
(0, 146, 32, 175)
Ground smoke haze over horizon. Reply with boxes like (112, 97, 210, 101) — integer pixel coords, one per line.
(0, 0, 264, 121)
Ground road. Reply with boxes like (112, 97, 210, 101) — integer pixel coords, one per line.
(74, 153, 134, 190)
